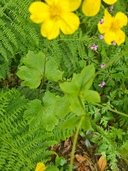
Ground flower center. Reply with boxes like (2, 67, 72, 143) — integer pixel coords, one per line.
(111, 19, 120, 31)
(50, 3, 62, 19)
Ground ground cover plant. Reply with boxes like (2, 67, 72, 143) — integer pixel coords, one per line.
(0, 0, 128, 171)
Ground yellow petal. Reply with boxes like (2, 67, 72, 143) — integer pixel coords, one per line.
(103, 0, 117, 5)
(45, 0, 81, 11)
(104, 29, 125, 45)
(64, 0, 81, 11)
(35, 162, 46, 171)
(104, 9, 113, 21)
(115, 12, 128, 28)
(59, 13, 80, 34)
(115, 30, 126, 45)
(45, 0, 59, 6)
(82, 0, 101, 16)
(41, 18, 60, 40)
(98, 10, 113, 33)
(104, 30, 116, 45)
(29, 2, 49, 23)
(98, 22, 111, 33)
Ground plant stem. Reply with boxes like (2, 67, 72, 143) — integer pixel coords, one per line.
(38, 40, 49, 98)
(69, 116, 84, 171)
(92, 102, 128, 118)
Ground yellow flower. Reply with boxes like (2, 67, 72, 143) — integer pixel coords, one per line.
(82, 0, 117, 16)
(98, 9, 128, 45)
(29, 0, 81, 40)
(35, 162, 46, 171)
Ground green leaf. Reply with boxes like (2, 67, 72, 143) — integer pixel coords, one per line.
(23, 51, 45, 74)
(59, 64, 95, 95)
(54, 95, 70, 118)
(59, 65, 97, 116)
(24, 92, 60, 131)
(24, 99, 43, 128)
(81, 117, 92, 131)
(59, 81, 78, 94)
(17, 51, 45, 89)
(46, 165, 59, 171)
(17, 66, 42, 89)
(60, 114, 91, 130)
(17, 51, 63, 89)
(68, 94, 85, 116)
(72, 64, 95, 91)
(81, 90, 101, 102)
(46, 59, 63, 81)
(55, 156, 67, 167)
(60, 115, 82, 129)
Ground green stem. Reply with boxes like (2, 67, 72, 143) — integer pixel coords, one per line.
(69, 96, 86, 171)
(38, 57, 46, 98)
(38, 40, 49, 98)
(0, 137, 34, 168)
(69, 116, 84, 171)
(69, 48, 128, 171)
(92, 102, 128, 118)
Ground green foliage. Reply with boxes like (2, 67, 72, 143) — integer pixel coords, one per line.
(60, 65, 100, 116)
(0, 89, 74, 171)
(91, 126, 128, 170)
(17, 51, 45, 88)
(17, 51, 63, 88)
(1, 0, 128, 170)
(24, 91, 70, 131)
(0, 0, 41, 80)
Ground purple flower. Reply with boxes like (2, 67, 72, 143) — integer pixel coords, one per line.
(91, 44, 98, 50)
(99, 35, 104, 39)
(99, 81, 106, 87)
(99, 19, 104, 24)
(101, 63, 106, 68)
(112, 41, 116, 45)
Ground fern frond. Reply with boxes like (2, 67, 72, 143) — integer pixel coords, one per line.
(0, 89, 74, 171)
(0, 0, 41, 80)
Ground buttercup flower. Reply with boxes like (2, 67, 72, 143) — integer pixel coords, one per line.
(98, 10, 128, 45)
(35, 162, 46, 171)
(82, 0, 117, 16)
(29, 0, 81, 40)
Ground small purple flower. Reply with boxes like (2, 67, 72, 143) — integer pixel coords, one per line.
(99, 19, 104, 24)
(112, 41, 116, 45)
(99, 81, 106, 87)
(91, 44, 98, 50)
(101, 63, 106, 68)
(99, 35, 104, 39)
